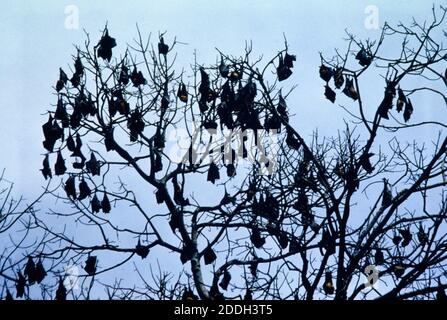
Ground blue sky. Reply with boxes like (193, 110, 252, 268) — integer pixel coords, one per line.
(0, 0, 443, 198)
(0, 0, 445, 299)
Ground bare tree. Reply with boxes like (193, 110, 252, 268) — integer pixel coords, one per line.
(2, 5, 447, 300)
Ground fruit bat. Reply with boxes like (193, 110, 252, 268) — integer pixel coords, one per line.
(219, 57, 229, 77)
(55, 277, 67, 301)
(42, 115, 63, 152)
(250, 227, 265, 248)
(286, 131, 301, 150)
(207, 162, 220, 184)
(70, 109, 82, 129)
(158, 36, 169, 55)
(119, 65, 129, 85)
(64, 176, 76, 199)
(86, 152, 100, 176)
(226, 163, 236, 178)
(324, 85, 336, 103)
(199, 67, 210, 98)
(399, 228, 412, 247)
(155, 188, 166, 204)
(277, 55, 292, 81)
(130, 66, 147, 87)
(34, 259, 47, 284)
(417, 223, 428, 245)
(229, 68, 242, 82)
(323, 271, 335, 295)
(277, 232, 289, 249)
(16, 271, 26, 298)
(70, 72, 81, 88)
(392, 233, 402, 246)
(375, 249, 385, 265)
(153, 129, 165, 149)
(334, 68, 344, 89)
(91, 193, 102, 213)
(284, 53, 296, 68)
(378, 82, 396, 119)
(403, 98, 413, 122)
(84, 256, 97, 275)
(396, 87, 406, 113)
(97, 29, 116, 62)
(54, 151, 67, 176)
(24, 256, 36, 285)
(203, 245, 217, 265)
(180, 243, 194, 264)
(135, 239, 150, 259)
(393, 263, 405, 278)
(342, 78, 358, 101)
(355, 48, 372, 67)
(66, 133, 76, 152)
(359, 152, 374, 174)
(74, 55, 84, 75)
(56, 68, 68, 92)
(41, 154, 52, 180)
(100, 193, 111, 213)
(319, 64, 333, 82)
(381, 178, 392, 207)
(177, 83, 188, 103)
(219, 270, 231, 291)
(78, 179, 91, 201)
(319, 227, 336, 255)
(173, 176, 189, 206)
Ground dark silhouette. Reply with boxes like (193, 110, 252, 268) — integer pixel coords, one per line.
(1, 6, 447, 300)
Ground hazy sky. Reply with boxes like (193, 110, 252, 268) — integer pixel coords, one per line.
(1, 0, 446, 299)
(0, 0, 443, 199)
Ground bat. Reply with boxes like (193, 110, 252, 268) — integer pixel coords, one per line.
(91, 193, 102, 213)
(54, 151, 67, 176)
(41, 154, 52, 180)
(207, 162, 220, 184)
(324, 85, 336, 103)
(101, 193, 111, 213)
(97, 29, 116, 62)
(84, 256, 97, 275)
(219, 270, 231, 291)
(78, 179, 91, 201)
(158, 36, 169, 55)
(86, 152, 100, 176)
(319, 64, 333, 82)
(64, 176, 76, 199)
(323, 271, 335, 295)
(135, 239, 150, 259)
(355, 48, 372, 66)
(203, 245, 217, 265)
(55, 277, 67, 301)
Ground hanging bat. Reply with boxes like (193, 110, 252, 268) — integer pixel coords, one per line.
(54, 151, 67, 176)
(319, 64, 333, 82)
(324, 85, 336, 103)
(64, 176, 76, 199)
(158, 36, 169, 55)
(97, 29, 116, 62)
(203, 245, 217, 265)
(84, 256, 97, 275)
(78, 179, 91, 201)
(101, 193, 111, 213)
(41, 154, 52, 180)
(135, 239, 150, 259)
